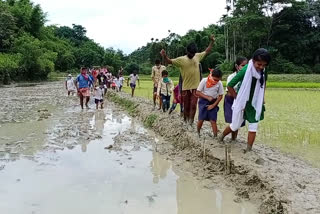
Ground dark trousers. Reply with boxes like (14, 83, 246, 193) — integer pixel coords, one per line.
(161, 94, 171, 112)
(181, 89, 198, 123)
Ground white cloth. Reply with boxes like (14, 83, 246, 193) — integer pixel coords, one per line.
(130, 74, 139, 84)
(226, 72, 240, 92)
(94, 87, 104, 100)
(115, 79, 121, 88)
(231, 60, 265, 131)
(66, 78, 76, 91)
(119, 77, 125, 86)
(248, 123, 259, 132)
(197, 78, 224, 99)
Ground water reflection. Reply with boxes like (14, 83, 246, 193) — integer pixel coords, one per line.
(94, 110, 106, 136)
(149, 151, 257, 214)
(0, 107, 257, 214)
(150, 151, 171, 184)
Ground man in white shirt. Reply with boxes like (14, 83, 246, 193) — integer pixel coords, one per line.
(127, 71, 140, 97)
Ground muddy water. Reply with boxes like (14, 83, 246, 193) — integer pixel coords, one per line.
(0, 105, 257, 214)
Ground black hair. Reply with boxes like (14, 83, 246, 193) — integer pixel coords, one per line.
(252, 48, 271, 65)
(211, 67, 222, 78)
(186, 42, 198, 54)
(252, 48, 271, 88)
(155, 59, 161, 64)
(233, 57, 248, 72)
(162, 70, 168, 76)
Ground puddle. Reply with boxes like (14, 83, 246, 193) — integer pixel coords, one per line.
(0, 108, 257, 214)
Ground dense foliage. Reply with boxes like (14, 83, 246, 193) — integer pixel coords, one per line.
(127, 0, 320, 75)
(0, 0, 124, 84)
(0, 0, 319, 84)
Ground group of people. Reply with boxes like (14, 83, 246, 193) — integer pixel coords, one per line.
(65, 67, 126, 109)
(155, 34, 271, 153)
(66, 33, 271, 153)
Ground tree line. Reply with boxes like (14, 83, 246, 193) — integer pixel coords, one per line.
(0, 0, 125, 84)
(1, 0, 319, 84)
(128, 0, 320, 76)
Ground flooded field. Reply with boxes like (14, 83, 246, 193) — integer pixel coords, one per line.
(123, 81, 320, 167)
(0, 83, 257, 214)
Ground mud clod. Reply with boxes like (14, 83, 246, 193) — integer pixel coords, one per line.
(105, 145, 113, 150)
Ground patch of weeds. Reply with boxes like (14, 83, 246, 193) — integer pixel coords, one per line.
(108, 92, 138, 116)
(143, 114, 158, 128)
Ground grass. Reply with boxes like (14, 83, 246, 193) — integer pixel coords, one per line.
(143, 114, 158, 128)
(239, 89, 320, 167)
(107, 92, 138, 116)
(138, 75, 320, 88)
(49, 72, 320, 88)
(122, 79, 320, 167)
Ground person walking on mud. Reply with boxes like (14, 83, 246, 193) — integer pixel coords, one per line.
(160, 34, 215, 125)
(65, 74, 76, 96)
(152, 59, 166, 110)
(224, 57, 248, 141)
(157, 70, 174, 112)
(219, 49, 271, 153)
(127, 71, 140, 97)
(196, 67, 224, 137)
(75, 67, 94, 109)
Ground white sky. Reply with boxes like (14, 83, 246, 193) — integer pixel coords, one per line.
(32, 0, 226, 54)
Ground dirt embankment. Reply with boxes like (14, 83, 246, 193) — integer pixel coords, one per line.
(108, 92, 320, 214)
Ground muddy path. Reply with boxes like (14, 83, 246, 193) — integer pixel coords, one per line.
(0, 82, 258, 214)
(107, 91, 320, 214)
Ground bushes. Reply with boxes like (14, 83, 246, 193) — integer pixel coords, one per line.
(269, 57, 313, 74)
(167, 65, 180, 77)
(12, 33, 57, 81)
(124, 63, 140, 75)
(314, 64, 320, 74)
(218, 61, 234, 74)
(0, 54, 21, 84)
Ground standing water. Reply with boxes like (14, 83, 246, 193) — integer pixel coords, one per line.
(0, 88, 257, 214)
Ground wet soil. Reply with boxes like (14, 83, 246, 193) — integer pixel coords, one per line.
(107, 91, 320, 214)
(0, 82, 258, 214)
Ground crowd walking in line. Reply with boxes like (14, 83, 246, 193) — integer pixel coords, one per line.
(68, 34, 271, 153)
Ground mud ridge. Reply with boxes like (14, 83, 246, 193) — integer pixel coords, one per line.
(108, 91, 320, 214)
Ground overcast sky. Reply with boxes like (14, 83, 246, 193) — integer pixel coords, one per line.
(32, 0, 226, 54)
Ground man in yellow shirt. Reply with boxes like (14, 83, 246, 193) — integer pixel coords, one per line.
(160, 34, 215, 124)
(151, 59, 166, 110)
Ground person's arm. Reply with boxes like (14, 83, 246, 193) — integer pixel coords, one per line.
(196, 90, 213, 102)
(196, 79, 214, 102)
(89, 76, 94, 86)
(207, 95, 223, 110)
(204, 34, 215, 55)
(157, 81, 161, 97)
(208, 82, 224, 110)
(127, 76, 130, 86)
(160, 49, 173, 64)
(65, 80, 67, 90)
(227, 66, 246, 98)
(170, 80, 174, 93)
(75, 77, 79, 92)
(151, 68, 155, 82)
